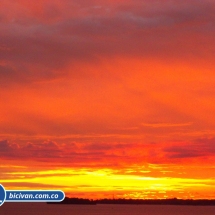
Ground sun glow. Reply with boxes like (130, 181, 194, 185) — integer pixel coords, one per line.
(2, 164, 215, 199)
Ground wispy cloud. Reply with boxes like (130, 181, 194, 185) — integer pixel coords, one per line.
(141, 122, 193, 128)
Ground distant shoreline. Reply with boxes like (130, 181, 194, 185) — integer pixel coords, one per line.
(48, 197, 215, 206)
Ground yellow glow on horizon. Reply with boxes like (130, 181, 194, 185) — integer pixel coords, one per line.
(2, 167, 215, 199)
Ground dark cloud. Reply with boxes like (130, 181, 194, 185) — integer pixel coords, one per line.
(0, 139, 115, 165)
(164, 147, 205, 159)
(0, 139, 153, 166)
(0, 140, 61, 159)
(0, 140, 15, 152)
(164, 137, 215, 159)
(1, 137, 215, 166)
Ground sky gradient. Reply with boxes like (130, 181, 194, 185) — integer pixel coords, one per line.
(1, 0, 215, 199)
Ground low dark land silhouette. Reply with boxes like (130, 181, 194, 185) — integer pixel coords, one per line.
(48, 197, 215, 206)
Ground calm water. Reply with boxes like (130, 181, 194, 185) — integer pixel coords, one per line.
(1, 203, 215, 215)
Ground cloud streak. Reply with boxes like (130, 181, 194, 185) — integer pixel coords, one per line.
(141, 122, 193, 128)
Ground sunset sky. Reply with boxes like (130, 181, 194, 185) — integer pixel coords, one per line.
(1, 0, 215, 199)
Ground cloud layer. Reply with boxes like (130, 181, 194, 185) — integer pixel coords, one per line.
(0, 0, 214, 84)
(1, 138, 215, 166)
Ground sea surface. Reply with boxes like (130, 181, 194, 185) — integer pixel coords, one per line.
(1, 203, 215, 215)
